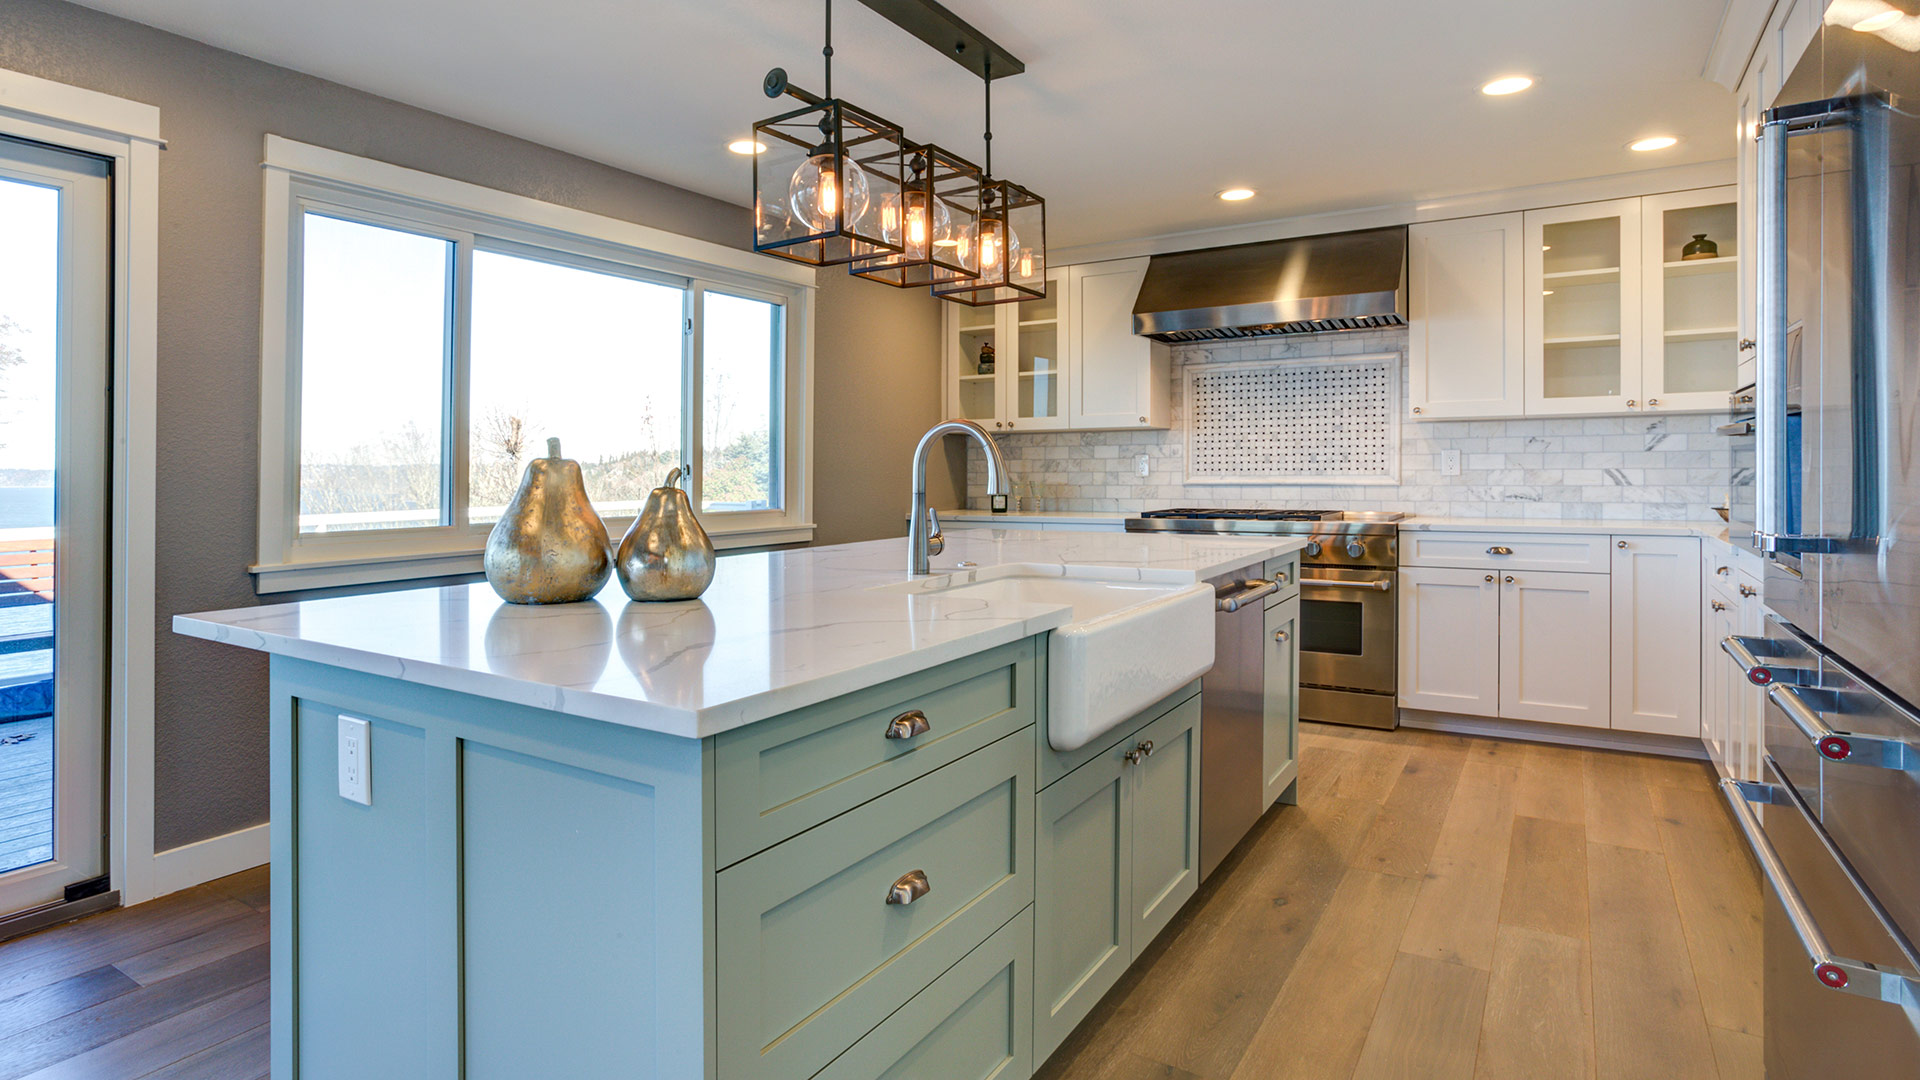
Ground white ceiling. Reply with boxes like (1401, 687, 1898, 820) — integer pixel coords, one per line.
(76, 0, 1737, 251)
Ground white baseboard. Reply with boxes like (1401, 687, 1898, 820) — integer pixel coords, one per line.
(1397, 709, 1709, 759)
(146, 823, 269, 900)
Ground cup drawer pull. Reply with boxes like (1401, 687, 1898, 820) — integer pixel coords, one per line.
(1486, 545, 1514, 556)
(886, 869, 931, 906)
(885, 710, 931, 740)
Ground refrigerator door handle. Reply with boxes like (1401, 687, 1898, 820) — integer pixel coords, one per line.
(1767, 683, 1920, 770)
(1720, 773, 1920, 1006)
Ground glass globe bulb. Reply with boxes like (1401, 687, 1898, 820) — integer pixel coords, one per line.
(789, 151, 869, 232)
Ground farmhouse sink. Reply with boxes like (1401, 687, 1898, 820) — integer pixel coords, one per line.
(881, 565, 1216, 752)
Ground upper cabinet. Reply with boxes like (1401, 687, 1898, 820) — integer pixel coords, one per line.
(1068, 258, 1171, 430)
(1410, 187, 1739, 420)
(1524, 198, 1644, 415)
(945, 267, 1071, 433)
(1408, 213, 1526, 419)
(943, 257, 1170, 433)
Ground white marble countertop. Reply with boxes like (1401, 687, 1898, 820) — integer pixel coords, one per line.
(941, 507, 1737, 544)
(175, 531, 1303, 740)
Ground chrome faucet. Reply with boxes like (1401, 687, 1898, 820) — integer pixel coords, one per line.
(909, 419, 1013, 575)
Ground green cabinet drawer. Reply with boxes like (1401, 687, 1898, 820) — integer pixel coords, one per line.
(1033, 734, 1131, 1062)
(715, 639, 1037, 866)
(1265, 552, 1302, 602)
(1128, 694, 1201, 951)
(715, 729, 1035, 1080)
(814, 908, 1034, 1080)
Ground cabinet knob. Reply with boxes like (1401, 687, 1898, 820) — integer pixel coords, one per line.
(1007, 421, 1015, 429)
(1138, 416, 1147, 424)
(1712, 600, 1729, 612)
(885, 869, 931, 906)
(1504, 575, 1516, 584)
(1739, 338, 1756, 351)
(1647, 398, 1661, 408)
(994, 422, 1003, 429)
(1626, 400, 1638, 409)
(1137, 740, 1154, 757)
(885, 709, 931, 740)
(1124, 747, 1145, 765)
(1617, 540, 1629, 549)
(1484, 574, 1496, 583)
(1274, 628, 1291, 643)
(1412, 406, 1423, 415)
(1739, 584, 1758, 597)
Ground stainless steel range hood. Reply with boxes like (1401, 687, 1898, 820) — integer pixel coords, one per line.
(1131, 226, 1408, 342)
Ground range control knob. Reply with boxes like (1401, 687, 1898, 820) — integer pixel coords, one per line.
(1304, 540, 1323, 558)
(1344, 539, 1366, 559)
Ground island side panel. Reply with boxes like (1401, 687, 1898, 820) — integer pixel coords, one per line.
(269, 656, 710, 1079)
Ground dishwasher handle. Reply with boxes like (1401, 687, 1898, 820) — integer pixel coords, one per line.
(1215, 579, 1278, 613)
(1720, 773, 1920, 1005)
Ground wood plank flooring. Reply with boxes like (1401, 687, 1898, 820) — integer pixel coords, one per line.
(0, 715, 53, 873)
(0, 867, 267, 1080)
(1038, 721, 1763, 1080)
(0, 723, 1761, 1080)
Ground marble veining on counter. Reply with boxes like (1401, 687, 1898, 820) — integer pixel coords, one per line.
(174, 531, 1302, 739)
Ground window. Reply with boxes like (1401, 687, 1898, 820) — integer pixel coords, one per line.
(257, 137, 814, 592)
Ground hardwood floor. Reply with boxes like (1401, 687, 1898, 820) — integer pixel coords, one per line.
(1037, 722, 1763, 1080)
(0, 866, 268, 1080)
(0, 723, 1761, 1080)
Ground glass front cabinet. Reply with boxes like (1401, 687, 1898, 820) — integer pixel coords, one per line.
(1520, 186, 1739, 417)
(945, 267, 1071, 433)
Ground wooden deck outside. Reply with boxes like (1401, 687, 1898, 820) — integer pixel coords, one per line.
(0, 534, 55, 875)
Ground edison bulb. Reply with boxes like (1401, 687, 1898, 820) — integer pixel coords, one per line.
(789, 152, 868, 231)
(877, 192, 951, 259)
(978, 219, 1021, 276)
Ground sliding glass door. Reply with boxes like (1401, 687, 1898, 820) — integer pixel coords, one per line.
(0, 137, 109, 917)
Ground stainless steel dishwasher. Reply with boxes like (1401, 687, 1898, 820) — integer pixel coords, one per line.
(1200, 568, 1277, 880)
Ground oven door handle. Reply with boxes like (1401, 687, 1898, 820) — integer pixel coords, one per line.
(1299, 577, 1392, 591)
(1720, 769, 1920, 1006)
(1214, 579, 1277, 612)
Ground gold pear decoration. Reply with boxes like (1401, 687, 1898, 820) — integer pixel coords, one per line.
(483, 438, 613, 604)
(616, 466, 717, 602)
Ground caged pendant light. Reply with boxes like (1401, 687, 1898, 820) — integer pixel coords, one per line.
(752, 0, 908, 267)
(930, 56, 1045, 306)
(750, 0, 1042, 299)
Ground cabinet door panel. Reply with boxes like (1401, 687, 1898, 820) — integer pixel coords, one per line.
(1610, 537, 1702, 736)
(1408, 213, 1525, 418)
(1640, 187, 1739, 412)
(1263, 594, 1300, 807)
(1398, 566, 1501, 717)
(1129, 694, 1201, 954)
(1499, 570, 1611, 727)
(1524, 199, 1644, 415)
(1069, 258, 1169, 429)
(1034, 743, 1130, 1061)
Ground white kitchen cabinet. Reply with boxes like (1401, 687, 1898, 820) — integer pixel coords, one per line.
(1703, 585, 1737, 771)
(1731, 567, 1766, 779)
(1499, 570, 1613, 728)
(1734, 51, 1772, 390)
(1408, 214, 1526, 419)
(1610, 536, 1702, 737)
(1640, 187, 1741, 412)
(1067, 258, 1171, 430)
(944, 266, 1071, 433)
(1397, 566, 1501, 718)
(1524, 198, 1645, 416)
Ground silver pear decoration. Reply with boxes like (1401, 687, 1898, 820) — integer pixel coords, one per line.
(616, 466, 717, 602)
(483, 438, 613, 604)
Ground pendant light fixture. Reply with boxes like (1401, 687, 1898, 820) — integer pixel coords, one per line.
(932, 55, 1046, 306)
(752, 0, 908, 267)
(849, 141, 984, 288)
(750, 0, 1040, 295)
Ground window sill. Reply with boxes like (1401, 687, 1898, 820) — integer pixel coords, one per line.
(251, 522, 817, 595)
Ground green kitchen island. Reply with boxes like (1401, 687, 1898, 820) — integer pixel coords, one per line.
(176, 529, 1304, 1080)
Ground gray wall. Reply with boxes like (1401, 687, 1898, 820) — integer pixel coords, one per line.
(0, 0, 950, 848)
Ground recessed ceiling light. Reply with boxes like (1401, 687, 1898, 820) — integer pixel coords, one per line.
(1854, 9, 1904, 31)
(727, 139, 767, 155)
(1481, 75, 1534, 96)
(1218, 188, 1256, 202)
(1628, 135, 1680, 152)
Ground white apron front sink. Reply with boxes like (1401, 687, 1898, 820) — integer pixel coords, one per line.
(879, 565, 1216, 752)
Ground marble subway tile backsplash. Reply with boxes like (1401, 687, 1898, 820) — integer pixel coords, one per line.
(965, 329, 1734, 521)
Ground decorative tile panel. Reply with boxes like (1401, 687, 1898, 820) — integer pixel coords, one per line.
(1185, 354, 1397, 485)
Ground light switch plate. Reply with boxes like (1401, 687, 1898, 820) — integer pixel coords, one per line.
(1440, 449, 1462, 477)
(1134, 454, 1151, 478)
(338, 715, 372, 806)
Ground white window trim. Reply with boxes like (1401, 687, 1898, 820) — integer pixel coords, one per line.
(0, 67, 185, 904)
(254, 135, 817, 593)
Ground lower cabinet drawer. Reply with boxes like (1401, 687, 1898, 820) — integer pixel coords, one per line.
(813, 908, 1034, 1080)
(715, 729, 1036, 1080)
(1400, 530, 1610, 573)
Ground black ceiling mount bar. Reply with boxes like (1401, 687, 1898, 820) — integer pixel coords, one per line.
(852, 0, 1025, 80)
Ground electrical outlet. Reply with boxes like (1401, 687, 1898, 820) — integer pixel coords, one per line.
(1440, 449, 1462, 477)
(338, 715, 372, 806)
(1134, 454, 1151, 478)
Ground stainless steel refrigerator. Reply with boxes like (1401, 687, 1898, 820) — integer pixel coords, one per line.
(1719, 15, 1920, 1077)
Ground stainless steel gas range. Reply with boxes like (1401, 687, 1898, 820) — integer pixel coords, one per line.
(1126, 509, 1403, 730)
